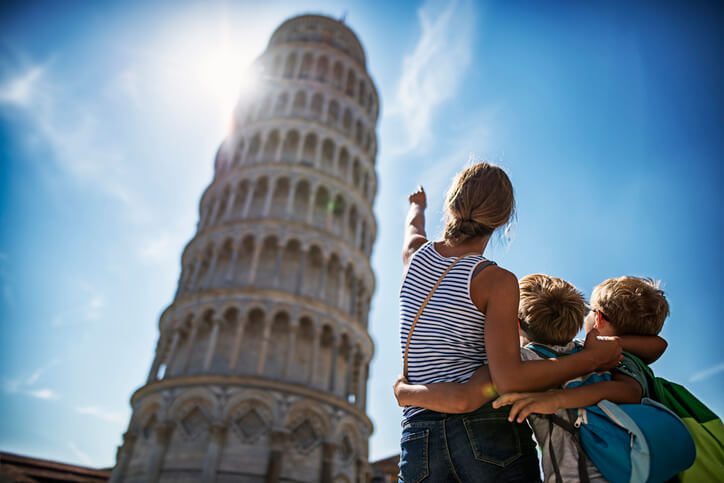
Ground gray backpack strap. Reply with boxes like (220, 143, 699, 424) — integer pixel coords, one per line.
(471, 259, 496, 279)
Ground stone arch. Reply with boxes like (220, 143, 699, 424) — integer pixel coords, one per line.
(304, 245, 324, 299)
(299, 52, 313, 79)
(345, 265, 356, 315)
(256, 235, 279, 288)
(302, 132, 317, 165)
(310, 92, 323, 119)
(292, 90, 306, 115)
(325, 254, 341, 307)
(209, 306, 239, 373)
(213, 185, 231, 224)
(332, 61, 344, 89)
(315, 325, 335, 389)
(283, 52, 297, 79)
(312, 186, 330, 228)
(359, 220, 368, 253)
(224, 394, 274, 443)
(338, 147, 350, 181)
(237, 307, 265, 374)
(284, 400, 330, 452)
(342, 107, 352, 133)
(259, 93, 273, 119)
(248, 176, 268, 218)
(231, 179, 250, 220)
(164, 392, 214, 473)
(334, 333, 352, 397)
(331, 194, 346, 236)
(265, 311, 291, 377)
(281, 130, 300, 163)
(290, 316, 315, 383)
(345, 69, 356, 97)
(274, 91, 289, 116)
(214, 237, 234, 287)
(188, 308, 215, 374)
(233, 234, 255, 284)
(352, 158, 361, 188)
(362, 172, 370, 201)
(321, 138, 335, 174)
(293, 179, 311, 221)
(354, 119, 363, 146)
(233, 138, 245, 166)
(279, 238, 302, 293)
(262, 129, 281, 161)
(197, 242, 215, 288)
(358, 79, 367, 108)
(327, 99, 340, 126)
(315, 55, 328, 82)
(347, 205, 358, 245)
(247, 132, 262, 163)
(270, 177, 290, 218)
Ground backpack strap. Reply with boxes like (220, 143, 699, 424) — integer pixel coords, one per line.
(548, 412, 591, 483)
(403, 256, 466, 379)
(526, 343, 562, 360)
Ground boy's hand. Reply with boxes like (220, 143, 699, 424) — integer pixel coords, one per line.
(393, 374, 409, 407)
(408, 186, 426, 209)
(493, 391, 563, 423)
(584, 328, 623, 371)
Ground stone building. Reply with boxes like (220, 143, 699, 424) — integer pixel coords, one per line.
(110, 13, 379, 483)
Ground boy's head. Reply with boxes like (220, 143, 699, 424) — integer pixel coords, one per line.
(587, 276, 669, 336)
(518, 274, 587, 346)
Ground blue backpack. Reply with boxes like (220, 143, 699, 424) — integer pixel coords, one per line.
(527, 343, 696, 483)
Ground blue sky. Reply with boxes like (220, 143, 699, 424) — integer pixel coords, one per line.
(1, 0, 722, 468)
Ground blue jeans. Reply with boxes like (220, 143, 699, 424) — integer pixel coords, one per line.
(398, 403, 541, 482)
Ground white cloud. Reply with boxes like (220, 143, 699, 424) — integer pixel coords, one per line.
(0, 65, 44, 106)
(68, 441, 93, 466)
(51, 282, 106, 327)
(387, 0, 475, 156)
(0, 58, 150, 224)
(28, 388, 59, 400)
(690, 362, 724, 383)
(75, 406, 126, 424)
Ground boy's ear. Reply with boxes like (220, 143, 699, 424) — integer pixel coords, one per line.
(594, 311, 607, 331)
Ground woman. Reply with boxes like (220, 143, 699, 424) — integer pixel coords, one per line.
(397, 163, 621, 482)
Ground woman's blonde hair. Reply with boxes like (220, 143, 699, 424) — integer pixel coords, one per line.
(442, 162, 515, 245)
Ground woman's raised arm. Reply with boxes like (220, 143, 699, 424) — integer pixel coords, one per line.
(402, 186, 428, 266)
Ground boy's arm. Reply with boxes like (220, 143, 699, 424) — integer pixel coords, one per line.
(618, 335, 667, 364)
(402, 187, 427, 265)
(393, 365, 496, 414)
(494, 372, 642, 423)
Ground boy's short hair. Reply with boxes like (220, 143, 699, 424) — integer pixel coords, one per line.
(519, 274, 586, 346)
(590, 276, 669, 336)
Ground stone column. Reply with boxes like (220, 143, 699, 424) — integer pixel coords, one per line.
(328, 335, 339, 393)
(228, 319, 247, 371)
(208, 197, 222, 226)
(337, 267, 346, 309)
(164, 330, 181, 377)
(225, 243, 239, 281)
(286, 183, 297, 215)
(294, 249, 307, 295)
(265, 430, 288, 483)
(181, 324, 199, 374)
(147, 422, 174, 483)
(248, 241, 264, 284)
(263, 182, 274, 217)
(201, 424, 227, 483)
(283, 322, 298, 379)
(109, 431, 137, 483)
(308, 326, 321, 386)
(320, 441, 336, 483)
(147, 337, 166, 383)
(224, 190, 237, 220)
(242, 182, 255, 218)
(189, 258, 203, 288)
(203, 319, 222, 371)
(272, 244, 283, 288)
(359, 362, 369, 411)
(205, 251, 219, 288)
(256, 322, 273, 375)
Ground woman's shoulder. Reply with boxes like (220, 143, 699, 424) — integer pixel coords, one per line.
(471, 263, 518, 297)
(402, 236, 429, 266)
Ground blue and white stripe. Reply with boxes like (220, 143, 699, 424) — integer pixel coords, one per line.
(399, 241, 490, 420)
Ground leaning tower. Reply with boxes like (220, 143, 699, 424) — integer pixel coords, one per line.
(110, 14, 379, 483)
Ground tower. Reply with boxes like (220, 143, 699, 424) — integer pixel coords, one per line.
(110, 14, 379, 483)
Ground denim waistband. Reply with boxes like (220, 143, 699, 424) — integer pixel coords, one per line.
(401, 402, 509, 428)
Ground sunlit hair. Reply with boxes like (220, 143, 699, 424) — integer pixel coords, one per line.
(519, 274, 586, 346)
(442, 162, 515, 245)
(591, 276, 669, 336)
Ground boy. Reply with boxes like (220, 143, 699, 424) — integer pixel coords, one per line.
(394, 274, 668, 482)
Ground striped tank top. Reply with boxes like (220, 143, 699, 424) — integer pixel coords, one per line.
(399, 240, 491, 421)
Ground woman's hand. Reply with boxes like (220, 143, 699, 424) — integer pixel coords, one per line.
(408, 185, 426, 209)
(584, 328, 623, 371)
(494, 391, 563, 423)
